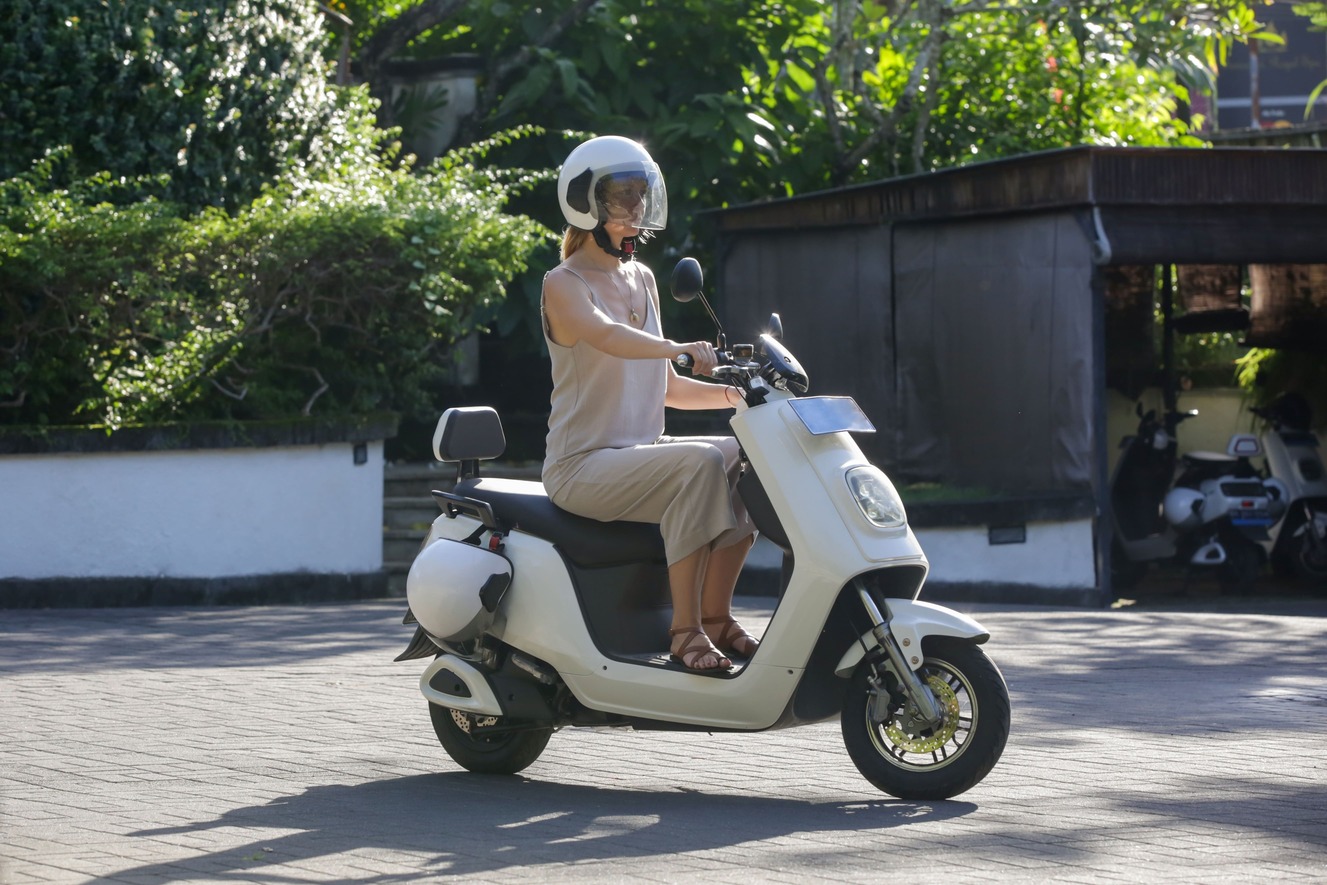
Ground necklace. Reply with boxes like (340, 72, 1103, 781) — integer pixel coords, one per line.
(605, 266, 642, 326)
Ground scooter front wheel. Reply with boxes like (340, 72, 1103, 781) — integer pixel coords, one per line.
(428, 703, 552, 775)
(842, 638, 1010, 800)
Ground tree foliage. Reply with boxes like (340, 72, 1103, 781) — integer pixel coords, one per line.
(1, 0, 1274, 428)
(336, 0, 1261, 184)
(328, 0, 1261, 358)
(0, 0, 350, 211)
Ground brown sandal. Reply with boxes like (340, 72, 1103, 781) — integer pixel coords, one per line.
(669, 627, 732, 672)
(702, 616, 760, 659)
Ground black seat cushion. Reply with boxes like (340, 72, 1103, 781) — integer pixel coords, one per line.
(456, 477, 666, 567)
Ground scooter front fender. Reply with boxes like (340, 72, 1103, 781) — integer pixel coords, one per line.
(834, 598, 991, 677)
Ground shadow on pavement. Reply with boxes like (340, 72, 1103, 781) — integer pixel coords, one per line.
(111, 774, 977, 881)
(0, 602, 405, 674)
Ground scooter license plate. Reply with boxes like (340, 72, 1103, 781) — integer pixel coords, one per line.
(789, 396, 876, 436)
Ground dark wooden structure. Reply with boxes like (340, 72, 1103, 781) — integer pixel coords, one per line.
(708, 146, 1327, 601)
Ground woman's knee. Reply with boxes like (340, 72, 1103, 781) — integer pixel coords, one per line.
(689, 443, 728, 483)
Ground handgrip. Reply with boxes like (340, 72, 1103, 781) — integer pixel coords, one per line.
(674, 353, 694, 369)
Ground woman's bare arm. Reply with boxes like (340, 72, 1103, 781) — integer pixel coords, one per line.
(544, 266, 719, 373)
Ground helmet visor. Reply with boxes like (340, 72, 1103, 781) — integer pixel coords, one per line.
(595, 164, 667, 231)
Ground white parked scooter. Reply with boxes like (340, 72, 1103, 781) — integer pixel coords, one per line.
(1251, 394, 1327, 583)
(1110, 403, 1288, 589)
(395, 258, 1011, 800)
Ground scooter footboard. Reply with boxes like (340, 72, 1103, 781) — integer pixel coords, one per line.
(834, 598, 990, 677)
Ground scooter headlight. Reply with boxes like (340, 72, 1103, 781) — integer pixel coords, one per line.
(846, 466, 907, 528)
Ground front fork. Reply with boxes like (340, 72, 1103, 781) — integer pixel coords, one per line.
(853, 578, 943, 728)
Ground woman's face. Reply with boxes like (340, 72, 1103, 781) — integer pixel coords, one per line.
(599, 175, 650, 231)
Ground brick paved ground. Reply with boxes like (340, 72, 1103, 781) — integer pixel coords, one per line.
(2, 590, 1326, 883)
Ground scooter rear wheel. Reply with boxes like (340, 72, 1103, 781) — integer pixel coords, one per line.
(842, 638, 1010, 800)
(428, 703, 552, 775)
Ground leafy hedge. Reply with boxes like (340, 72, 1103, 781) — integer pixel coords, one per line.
(0, 0, 554, 430)
(0, 118, 554, 428)
(0, 0, 344, 211)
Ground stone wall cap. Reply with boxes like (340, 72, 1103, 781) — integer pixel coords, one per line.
(0, 413, 399, 456)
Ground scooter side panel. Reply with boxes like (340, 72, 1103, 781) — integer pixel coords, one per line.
(418, 513, 597, 676)
(730, 397, 929, 671)
(497, 530, 811, 729)
(422, 513, 807, 729)
(485, 529, 597, 677)
(1265, 433, 1327, 500)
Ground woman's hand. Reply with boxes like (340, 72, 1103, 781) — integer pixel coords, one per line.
(673, 340, 719, 377)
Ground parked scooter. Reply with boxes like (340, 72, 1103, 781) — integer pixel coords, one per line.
(1110, 402, 1287, 590)
(1251, 393, 1327, 583)
(394, 258, 1011, 800)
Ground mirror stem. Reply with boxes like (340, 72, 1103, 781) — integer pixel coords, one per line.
(697, 293, 724, 342)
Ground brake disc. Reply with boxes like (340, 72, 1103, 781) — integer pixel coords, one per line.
(450, 709, 500, 735)
(884, 673, 962, 753)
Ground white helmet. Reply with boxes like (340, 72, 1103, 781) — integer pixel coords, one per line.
(406, 538, 510, 643)
(558, 136, 667, 232)
(1162, 487, 1206, 530)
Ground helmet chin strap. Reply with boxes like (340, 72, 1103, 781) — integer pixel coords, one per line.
(592, 225, 636, 261)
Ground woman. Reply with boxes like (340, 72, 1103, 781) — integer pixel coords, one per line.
(541, 135, 758, 672)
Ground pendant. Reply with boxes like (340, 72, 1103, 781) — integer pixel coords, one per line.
(630, 309, 640, 324)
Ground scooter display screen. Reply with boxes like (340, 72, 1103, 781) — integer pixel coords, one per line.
(789, 397, 876, 435)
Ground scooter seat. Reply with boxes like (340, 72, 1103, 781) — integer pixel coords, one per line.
(454, 476, 667, 567)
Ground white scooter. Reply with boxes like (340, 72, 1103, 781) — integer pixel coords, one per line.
(1251, 394, 1327, 583)
(395, 258, 1011, 800)
(1110, 403, 1288, 590)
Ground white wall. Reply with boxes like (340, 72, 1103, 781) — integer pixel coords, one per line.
(1106, 387, 1260, 475)
(0, 442, 383, 579)
(915, 518, 1098, 589)
(745, 517, 1098, 592)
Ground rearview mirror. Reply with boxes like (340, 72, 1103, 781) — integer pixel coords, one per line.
(670, 257, 703, 303)
(767, 313, 784, 340)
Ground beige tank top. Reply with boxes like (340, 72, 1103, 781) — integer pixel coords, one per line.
(541, 263, 666, 496)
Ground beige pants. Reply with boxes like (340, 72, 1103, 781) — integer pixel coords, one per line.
(546, 435, 757, 565)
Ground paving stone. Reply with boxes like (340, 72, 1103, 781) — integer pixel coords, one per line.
(2, 597, 1327, 882)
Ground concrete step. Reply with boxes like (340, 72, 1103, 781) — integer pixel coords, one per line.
(383, 497, 440, 531)
(383, 529, 428, 564)
(382, 462, 544, 597)
(384, 463, 455, 499)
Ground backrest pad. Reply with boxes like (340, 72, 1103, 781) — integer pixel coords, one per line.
(433, 406, 506, 462)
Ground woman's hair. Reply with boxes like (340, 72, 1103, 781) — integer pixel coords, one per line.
(561, 226, 591, 260)
(560, 226, 653, 260)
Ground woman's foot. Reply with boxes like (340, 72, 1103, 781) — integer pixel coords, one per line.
(702, 616, 760, 659)
(669, 627, 732, 671)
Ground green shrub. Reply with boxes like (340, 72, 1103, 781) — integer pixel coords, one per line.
(0, 123, 555, 428)
(1237, 348, 1327, 429)
(0, 0, 345, 211)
